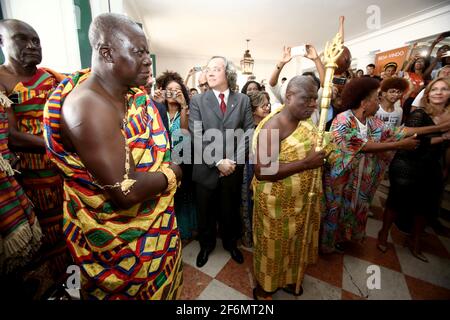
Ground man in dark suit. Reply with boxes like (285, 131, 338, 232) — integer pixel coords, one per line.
(189, 56, 254, 267)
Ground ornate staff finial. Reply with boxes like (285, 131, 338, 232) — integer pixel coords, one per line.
(294, 27, 344, 296)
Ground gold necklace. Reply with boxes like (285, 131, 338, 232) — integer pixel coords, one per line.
(96, 96, 136, 195)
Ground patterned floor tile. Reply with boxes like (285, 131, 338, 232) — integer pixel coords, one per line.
(306, 253, 344, 288)
(342, 255, 411, 300)
(438, 235, 450, 255)
(182, 239, 232, 278)
(215, 249, 255, 298)
(420, 233, 450, 259)
(378, 221, 449, 260)
(395, 244, 450, 290)
(197, 279, 250, 300)
(270, 275, 341, 300)
(341, 289, 366, 300)
(179, 263, 213, 300)
(365, 217, 393, 243)
(404, 274, 450, 300)
(345, 236, 402, 272)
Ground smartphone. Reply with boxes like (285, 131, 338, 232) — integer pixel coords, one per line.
(332, 77, 347, 86)
(291, 45, 307, 57)
(193, 66, 203, 72)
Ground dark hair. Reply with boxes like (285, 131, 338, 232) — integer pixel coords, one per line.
(190, 88, 198, 93)
(366, 64, 376, 68)
(407, 56, 430, 73)
(356, 69, 364, 74)
(380, 77, 409, 92)
(241, 81, 262, 95)
(281, 77, 287, 81)
(341, 77, 380, 110)
(155, 70, 190, 105)
(302, 72, 321, 90)
(248, 91, 270, 113)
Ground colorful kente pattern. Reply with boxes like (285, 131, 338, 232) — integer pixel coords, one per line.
(43, 69, 182, 300)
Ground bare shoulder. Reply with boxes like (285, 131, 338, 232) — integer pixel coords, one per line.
(261, 113, 281, 131)
(62, 85, 115, 130)
(0, 66, 16, 93)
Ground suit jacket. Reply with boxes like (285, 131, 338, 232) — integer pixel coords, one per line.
(189, 90, 254, 189)
(153, 100, 169, 133)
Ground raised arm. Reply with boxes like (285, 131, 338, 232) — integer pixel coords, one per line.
(269, 46, 292, 87)
(305, 44, 325, 87)
(184, 68, 195, 86)
(402, 44, 418, 72)
(339, 16, 345, 42)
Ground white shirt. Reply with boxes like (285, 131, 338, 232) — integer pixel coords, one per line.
(212, 88, 230, 106)
(211, 88, 232, 168)
(412, 89, 425, 108)
(354, 116, 368, 140)
(375, 104, 403, 129)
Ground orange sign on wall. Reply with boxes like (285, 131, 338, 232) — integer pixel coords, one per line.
(374, 46, 409, 75)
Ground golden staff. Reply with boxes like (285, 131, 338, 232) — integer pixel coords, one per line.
(295, 32, 344, 295)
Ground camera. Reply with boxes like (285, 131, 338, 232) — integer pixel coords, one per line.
(165, 90, 177, 99)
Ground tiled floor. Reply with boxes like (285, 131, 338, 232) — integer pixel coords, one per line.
(179, 187, 450, 300)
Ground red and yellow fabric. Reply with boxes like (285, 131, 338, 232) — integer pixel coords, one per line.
(10, 68, 68, 273)
(0, 91, 42, 274)
(43, 69, 182, 300)
(321, 110, 405, 253)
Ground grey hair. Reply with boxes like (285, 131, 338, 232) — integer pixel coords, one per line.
(88, 13, 142, 50)
(286, 75, 317, 95)
(210, 56, 237, 91)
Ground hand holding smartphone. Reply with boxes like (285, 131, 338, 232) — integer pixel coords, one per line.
(291, 45, 307, 57)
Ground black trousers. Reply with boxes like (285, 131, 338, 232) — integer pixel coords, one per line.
(195, 165, 243, 251)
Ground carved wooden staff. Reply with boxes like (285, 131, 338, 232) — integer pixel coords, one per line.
(295, 33, 344, 295)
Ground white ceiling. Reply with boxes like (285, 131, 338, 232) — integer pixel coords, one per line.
(129, 0, 449, 61)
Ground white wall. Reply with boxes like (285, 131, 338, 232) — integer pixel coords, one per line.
(1, 0, 81, 73)
(346, 4, 450, 70)
(139, 3, 450, 96)
(89, 0, 124, 18)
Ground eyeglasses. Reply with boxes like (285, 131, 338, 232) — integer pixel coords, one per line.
(258, 103, 271, 109)
(199, 82, 208, 88)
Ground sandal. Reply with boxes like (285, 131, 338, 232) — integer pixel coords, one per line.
(282, 284, 303, 296)
(252, 288, 273, 300)
(409, 247, 429, 263)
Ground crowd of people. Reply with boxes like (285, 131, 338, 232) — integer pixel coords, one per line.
(0, 13, 449, 300)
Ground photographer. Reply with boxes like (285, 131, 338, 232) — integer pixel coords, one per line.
(155, 71, 198, 240)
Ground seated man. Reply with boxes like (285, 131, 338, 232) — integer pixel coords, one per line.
(43, 13, 182, 300)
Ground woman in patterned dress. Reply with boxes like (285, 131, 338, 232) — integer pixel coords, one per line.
(321, 77, 450, 254)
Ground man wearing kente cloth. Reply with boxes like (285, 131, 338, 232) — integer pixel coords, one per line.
(0, 19, 68, 297)
(43, 13, 183, 300)
(0, 92, 42, 277)
(252, 76, 333, 300)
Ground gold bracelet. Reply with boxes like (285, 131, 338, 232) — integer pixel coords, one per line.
(159, 166, 178, 192)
